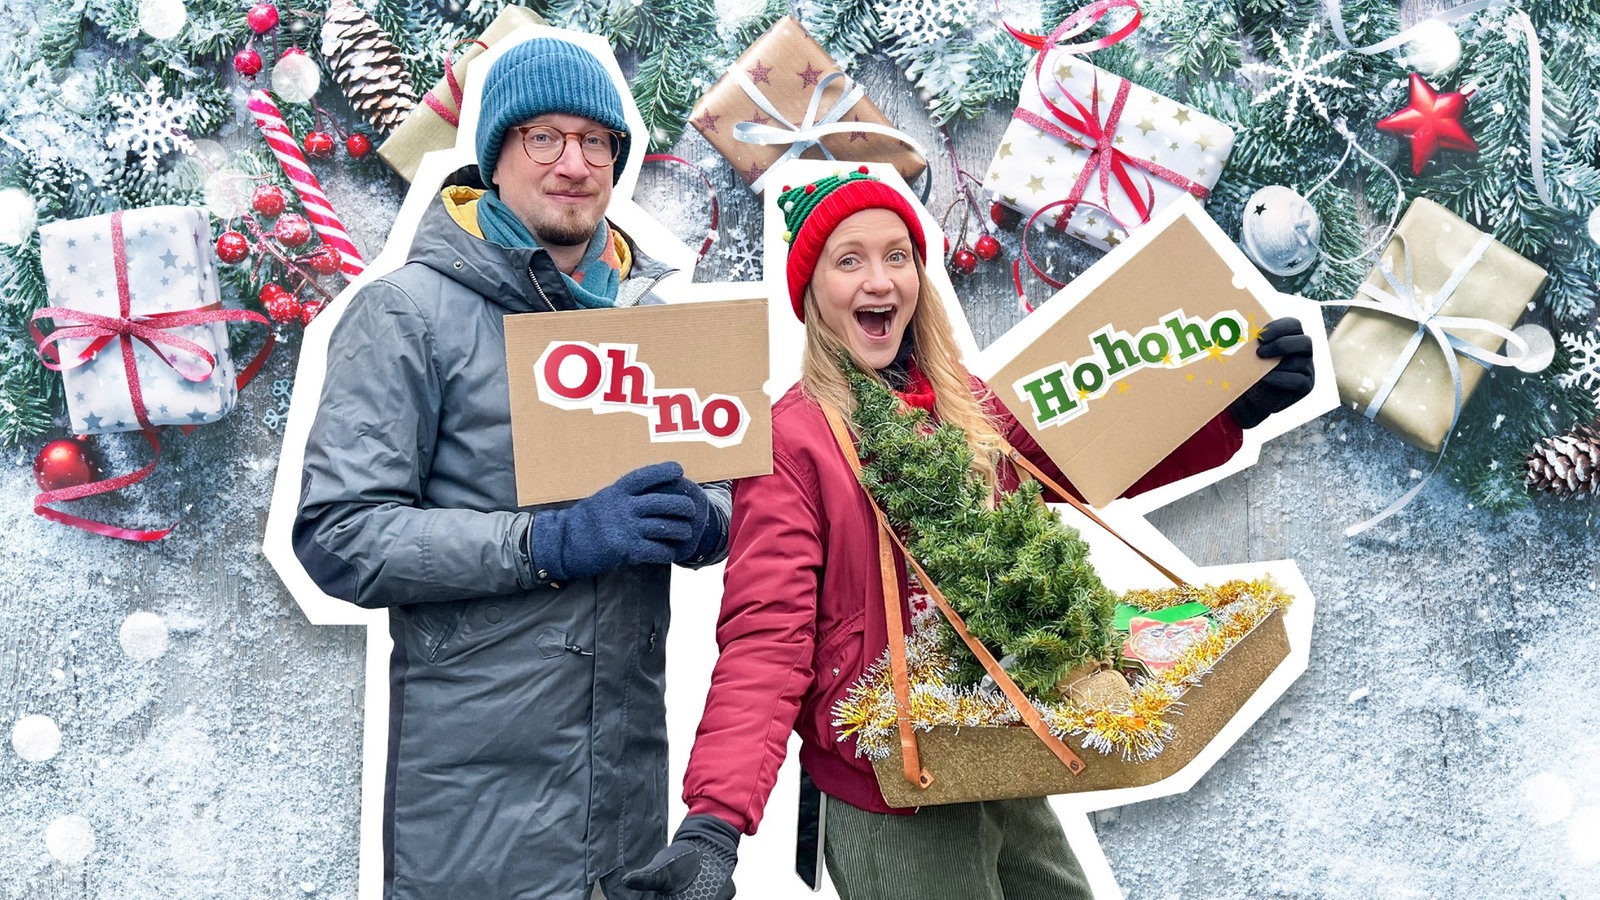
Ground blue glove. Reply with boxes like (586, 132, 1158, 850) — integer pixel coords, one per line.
(655, 472, 716, 561)
(530, 462, 702, 582)
(622, 814, 740, 900)
(1228, 317, 1315, 429)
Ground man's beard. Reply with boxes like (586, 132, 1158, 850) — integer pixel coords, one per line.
(530, 205, 599, 247)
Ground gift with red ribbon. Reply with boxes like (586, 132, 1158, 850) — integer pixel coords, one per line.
(983, 0, 1235, 251)
(29, 205, 275, 540)
(376, 4, 548, 182)
(32, 206, 273, 434)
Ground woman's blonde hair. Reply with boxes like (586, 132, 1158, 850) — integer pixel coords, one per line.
(800, 256, 1004, 493)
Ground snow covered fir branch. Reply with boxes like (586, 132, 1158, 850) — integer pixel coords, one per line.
(2, 0, 1600, 514)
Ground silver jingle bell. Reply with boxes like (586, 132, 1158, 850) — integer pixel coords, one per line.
(1241, 184, 1323, 277)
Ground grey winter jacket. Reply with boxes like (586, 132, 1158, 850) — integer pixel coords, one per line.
(292, 168, 731, 900)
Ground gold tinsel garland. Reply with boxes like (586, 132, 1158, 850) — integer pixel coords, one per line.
(832, 577, 1292, 762)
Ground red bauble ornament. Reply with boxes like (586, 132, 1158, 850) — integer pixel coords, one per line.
(274, 213, 313, 247)
(300, 300, 325, 326)
(305, 245, 341, 276)
(33, 438, 98, 492)
(345, 133, 372, 159)
(233, 47, 263, 77)
(990, 202, 1021, 230)
(1375, 73, 1479, 176)
(246, 3, 280, 33)
(215, 231, 250, 264)
(250, 184, 286, 217)
(951, 248, 979, 276)
(304, 130, 336, 159)
(974, 233, 1001, 261)
(261, 283, 303, 323)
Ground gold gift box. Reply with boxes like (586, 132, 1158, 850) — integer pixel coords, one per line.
(377, 5, 548, 183)
(689, 16, 925, 192)
(1328, 198, 1547, 453)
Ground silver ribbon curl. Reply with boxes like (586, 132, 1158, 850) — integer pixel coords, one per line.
(729, 70, 928, 194)
(1336, 231, 1539, 536)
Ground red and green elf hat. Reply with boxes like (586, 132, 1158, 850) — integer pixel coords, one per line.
(780, 166, 927, 321)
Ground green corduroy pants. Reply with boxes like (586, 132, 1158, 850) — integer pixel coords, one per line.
(822, 793, 1093, 900)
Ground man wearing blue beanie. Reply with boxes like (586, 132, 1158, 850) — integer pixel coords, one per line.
(294, 34, 730, 900)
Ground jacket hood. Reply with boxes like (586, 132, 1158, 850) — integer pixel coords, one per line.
(405, 165, 673, 314)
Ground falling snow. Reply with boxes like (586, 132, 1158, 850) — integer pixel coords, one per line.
(3, 2, 1600, 899)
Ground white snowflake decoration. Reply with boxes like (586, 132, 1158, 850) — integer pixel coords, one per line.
(106, 77, 198, 173)
(875, 0, 975, 48)
(719, 230, 763, 282)
(1557, 329, 1600, 410)
(1244, 22, 1353, 127)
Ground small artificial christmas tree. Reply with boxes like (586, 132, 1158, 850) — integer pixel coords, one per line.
(847, 366, 1119, 697)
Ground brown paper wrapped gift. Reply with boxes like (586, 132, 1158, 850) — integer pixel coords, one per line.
(1328, 198, 1547, 454)
(689, 16, 926, 193)
(377, 5, 547, 182)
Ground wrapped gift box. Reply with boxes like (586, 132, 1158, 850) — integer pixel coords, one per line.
(1328, 198, 1547, 453)
(689, 16, 925, 193)
(982, 52, 1234, 250)
(377, 5, 548, 182)
(36, 206, 240, 434)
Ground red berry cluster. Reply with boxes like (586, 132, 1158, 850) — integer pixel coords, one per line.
(233, 5, 283, 81)
(212, 182, 346, 328)
(301, 104, 374, 163)
(940, 195, 1006, 278)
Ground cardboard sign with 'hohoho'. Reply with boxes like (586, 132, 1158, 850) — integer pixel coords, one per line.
(985, 196, 1278, 507)
(505, 298, 772, 506)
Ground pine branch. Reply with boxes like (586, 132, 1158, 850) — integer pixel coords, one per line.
(40, 0, 90, 68)
(546, 0, 638, 48)
(629, 47, 703, 153)
(798, 0, 881, 69)
(0, 237, 58, 446)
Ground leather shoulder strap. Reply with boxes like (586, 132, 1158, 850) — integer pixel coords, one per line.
(1000, 440, 1187, 588)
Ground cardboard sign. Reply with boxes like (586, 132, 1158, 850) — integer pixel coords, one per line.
(505, 299, 772, 506)
(987, 197, 1277, 506)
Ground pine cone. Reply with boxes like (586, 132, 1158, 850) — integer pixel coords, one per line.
(1525, 419, 1600, 498)
(320, 0, 417, 136)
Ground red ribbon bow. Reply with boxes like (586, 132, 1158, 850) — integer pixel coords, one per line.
(1001, 0, 1209, 234)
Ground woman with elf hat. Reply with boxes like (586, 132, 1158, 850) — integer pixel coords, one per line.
(623, 167, 1313, 899)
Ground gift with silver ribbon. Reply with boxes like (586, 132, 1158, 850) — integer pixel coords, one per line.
(689, 16, 927, 194)
(1327, 197, 1550, 534)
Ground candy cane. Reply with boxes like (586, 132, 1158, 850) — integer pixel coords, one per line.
(247, 90, 365, 278)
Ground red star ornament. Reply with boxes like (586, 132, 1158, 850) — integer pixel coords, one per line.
(1376, 73, 1479, 176)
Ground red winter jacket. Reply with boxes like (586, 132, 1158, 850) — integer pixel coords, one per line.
(682, 377, 1243, 832)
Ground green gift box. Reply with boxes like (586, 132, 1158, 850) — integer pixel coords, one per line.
(376, 5, 548, 182)
(1328, 198, 1547, 454)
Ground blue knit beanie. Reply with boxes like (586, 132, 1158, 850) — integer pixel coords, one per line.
(475, 38, 630, 185)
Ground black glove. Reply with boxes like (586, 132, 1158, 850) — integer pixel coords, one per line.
(621, 814, 740, 900)
(529, 462, 702, 582)
(1227, 317, 1315, 429)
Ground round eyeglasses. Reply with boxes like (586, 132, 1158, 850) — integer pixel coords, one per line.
(511, 125, 626, 167)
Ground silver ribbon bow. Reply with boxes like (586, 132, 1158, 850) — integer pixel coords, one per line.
(729, 70, 927, 194)
(1338, 231, 1537, 536)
